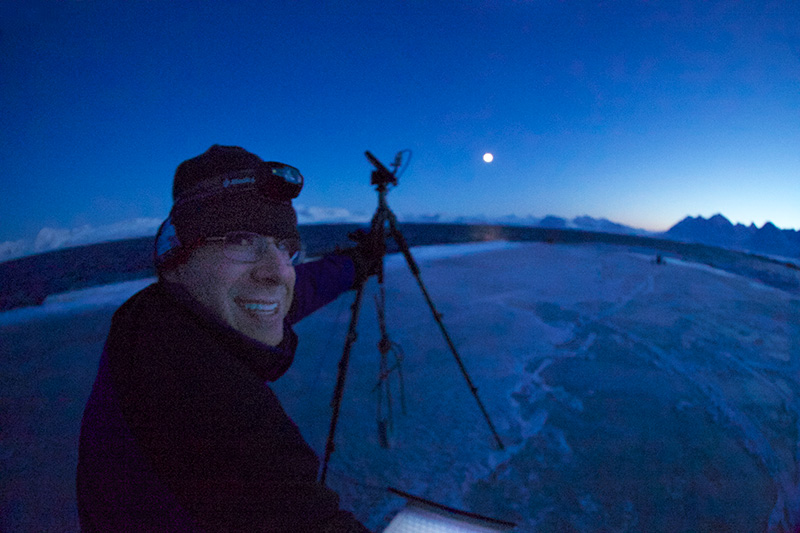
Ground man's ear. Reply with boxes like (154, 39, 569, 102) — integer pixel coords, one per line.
(156, 246, 192, 279)
(154, 215, 198, 275)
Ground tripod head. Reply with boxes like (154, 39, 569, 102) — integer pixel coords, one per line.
(366, 150, 409, 187)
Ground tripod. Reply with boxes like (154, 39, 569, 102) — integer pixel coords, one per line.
(319, 151, 504, 484)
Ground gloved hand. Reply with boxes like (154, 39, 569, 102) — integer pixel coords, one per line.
(337, 228, 385, 286)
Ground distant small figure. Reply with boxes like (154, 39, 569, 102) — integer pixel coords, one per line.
(655, 253, 664, 265)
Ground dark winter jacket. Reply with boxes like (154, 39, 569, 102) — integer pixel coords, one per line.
(76, 254, 371, 532)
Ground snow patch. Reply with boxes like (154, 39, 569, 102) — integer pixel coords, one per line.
(385, 241, 525, 268)
(0, 277, 156, 326)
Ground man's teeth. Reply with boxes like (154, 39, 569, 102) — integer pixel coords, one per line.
(243, 302, 278, 313)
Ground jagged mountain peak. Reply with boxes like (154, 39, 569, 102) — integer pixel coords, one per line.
(708, 213, 733, 227)
(760, 221, 779, 232)
(666, 214, 800, 258)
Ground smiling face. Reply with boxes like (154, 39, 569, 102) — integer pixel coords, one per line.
(166, 240, 296, 346)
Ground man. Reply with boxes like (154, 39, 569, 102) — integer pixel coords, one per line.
(77, 145, 374, 531)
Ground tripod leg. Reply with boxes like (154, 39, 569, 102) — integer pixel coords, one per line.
(375, 285, 393, 449)
(386, 214, 505, 450)
(320, 278, 368, 484)
(320, 200, 390, 482)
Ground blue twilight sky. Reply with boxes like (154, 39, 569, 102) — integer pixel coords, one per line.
(2, 0, 799, 244)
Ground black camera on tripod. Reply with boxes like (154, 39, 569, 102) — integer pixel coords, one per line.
(366, 150, 401, 187)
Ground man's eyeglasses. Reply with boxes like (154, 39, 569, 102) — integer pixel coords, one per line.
(205, 232, 302, 265)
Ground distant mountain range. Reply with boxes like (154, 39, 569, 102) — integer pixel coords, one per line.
(0, 214, 649, 262)
(2, 212, 798, 263)
(406, 214, 800, 259)
(399, 214, 653, 236)
(664, 214, 800, 259)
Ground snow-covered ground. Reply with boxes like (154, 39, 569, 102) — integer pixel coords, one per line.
(1, 242, 798, 531)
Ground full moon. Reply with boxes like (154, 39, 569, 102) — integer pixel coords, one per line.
(483, 152, 494, 163)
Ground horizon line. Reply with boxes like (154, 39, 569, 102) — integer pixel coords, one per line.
(2, 212, 797, 263)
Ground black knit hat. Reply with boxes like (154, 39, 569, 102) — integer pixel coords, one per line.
(169, 145, 300, 245)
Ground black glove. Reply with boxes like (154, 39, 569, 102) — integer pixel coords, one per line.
(336, 228, 385, 286)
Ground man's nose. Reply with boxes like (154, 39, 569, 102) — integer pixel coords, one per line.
(250, 243, 292, 282)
